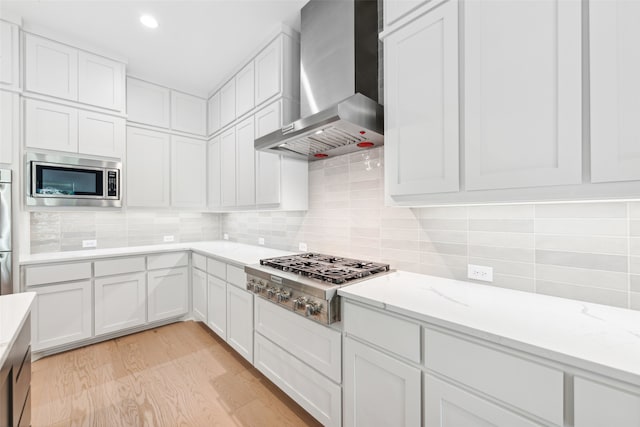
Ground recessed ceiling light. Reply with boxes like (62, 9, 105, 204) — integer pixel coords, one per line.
(315, 129, 323, 135)
(140, 14, 158, 29)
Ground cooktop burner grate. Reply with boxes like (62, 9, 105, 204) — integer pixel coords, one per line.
(259, 252, 390, 284)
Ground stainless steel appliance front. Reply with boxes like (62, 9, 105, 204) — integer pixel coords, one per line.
(26, 153, 121, 208)
(0, 169, 12, 295)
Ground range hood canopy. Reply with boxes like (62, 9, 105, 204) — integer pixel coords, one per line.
(255, 0, 383, 161)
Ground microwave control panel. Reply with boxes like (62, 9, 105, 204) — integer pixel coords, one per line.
(107, 170, 119, 197)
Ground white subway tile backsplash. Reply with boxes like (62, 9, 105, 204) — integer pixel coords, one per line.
(537, 281, 629, 308)
(536, 250, 628, 273)
(631, 293, 640, 310)
(468, 204, 534, 219)
(469, 231, 534, 249)
(535, 202, 628, 219)
(469, 219, 534, 233)
(468, 245, 533, 263)
(535, 235, 628, 255)
(536, 264, 629, 292)
(536, 218, 627, 237)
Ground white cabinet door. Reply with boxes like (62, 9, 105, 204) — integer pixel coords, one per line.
(235, 117, 255, 207)
(235, 62, 255, 118)
(343, 337, 421, 427)
(425, 374, 544, 427)
(574, 377, 640, 427)
(126, 127, 170, 207)
(207, 137, 222, 209)
(254, 100, 282, 205)
(0, 91, 18, 164)
(220, 79, 236, 127)
(384, 0, 424, 29)
(78, 51, 125, 111)
(207, 275, 227, 339)
(25, 34, 78, 100)
(385, 0, 459, 196)
(464, 0, 582, 191)
(147, 266, 189, 322)
(220, 127, 237, 207)
(590, 1, 640, 183)
(192, 268, 207, 322)
(171, 135, 206, 208)
(24, 99, 79, 153)
(30, 280, 92, 351)
(171, 91, 207, 135)
(226, 285, 253, 363)
(0, 21, 19, 90)
(255, 36, 282, 106)
(78, 110, 125, 158)
(207, 91, 221, 136)
(126, 77, 171, 128)
(94, 272, 146, 336)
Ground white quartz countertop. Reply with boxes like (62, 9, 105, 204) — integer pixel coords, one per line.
(338, 271, 640, 386)
(0, 292, 35, 368)
(19, 241, 295, 267)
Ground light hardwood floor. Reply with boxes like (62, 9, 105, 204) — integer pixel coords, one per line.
(31, 321, 323, 427)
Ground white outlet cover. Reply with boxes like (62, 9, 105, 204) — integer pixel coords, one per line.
(163, 235, 175, 242)
(258, 237, 265, 245)
(223, 233, 229, 240)
(468, 264, 493, 282)
(82, 239, 97, 248)
(299, 242, 308, 251)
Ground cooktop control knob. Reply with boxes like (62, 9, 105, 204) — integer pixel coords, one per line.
(294, 297, 307, 310)
(266, 287, 276, 299)
(277, 289, 291, 303)
(305, 302, 322, 317)
(255, 282, 266, 293)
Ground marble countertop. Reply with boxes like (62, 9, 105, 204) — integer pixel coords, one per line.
(0, 292, 35, 368)
(339, 271, 640, 386)
(19, 241, 294, 268)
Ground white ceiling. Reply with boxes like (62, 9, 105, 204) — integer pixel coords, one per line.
(1, 0, 308, 97)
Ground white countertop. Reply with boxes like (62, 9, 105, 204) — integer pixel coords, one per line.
(339, 271, 640, 386)
(0, 292, 35, 368)
(19, 241, 295, 268)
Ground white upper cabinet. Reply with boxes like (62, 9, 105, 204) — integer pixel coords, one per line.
(220, 79, 236, 127)
(208, 137, 222, 209)
(235, 62, 255, 118)
(0, 20, 19, 90)
(171, 135, 207, 208)
(126, 127, 171, 207)
(254, 36, 282, 106)
(220, 127, 237, 207)
(126, 77, 171, 128)
(235, 117, 256, 207)
(207, 91, 221, 136)
(78, 51, 125, 112)
(78, 110, 125, 158)
(171, 91, 207, 135)
(254, 100, 282, 205)
(464, 0, 582, 191)
(590, 0, 640, 183)
(384, 0, 459, 197)
(24, 98, 79, 153)
(384, 1, 425, 29)
(0, 91, 18, 164)
(25, 34, 79, 101)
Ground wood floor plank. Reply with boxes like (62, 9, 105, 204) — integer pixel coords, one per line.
(31, 321, 322, 427)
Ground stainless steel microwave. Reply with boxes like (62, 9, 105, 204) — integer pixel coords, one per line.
(26, 153, 122, 208)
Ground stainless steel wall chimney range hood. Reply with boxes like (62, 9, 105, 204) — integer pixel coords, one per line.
(255, 0, 383, 161)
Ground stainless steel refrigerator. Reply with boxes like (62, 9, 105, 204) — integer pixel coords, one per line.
(0, 169, 11, 295)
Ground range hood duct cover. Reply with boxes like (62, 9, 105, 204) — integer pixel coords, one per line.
(255, 0, 383, 161)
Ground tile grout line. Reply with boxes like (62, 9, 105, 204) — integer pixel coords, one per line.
(533, 204, 537, 293)
(627, 202, 631, 309)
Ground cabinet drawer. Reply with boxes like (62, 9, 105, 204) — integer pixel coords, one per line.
(25, 262, 91, 287)
(344, 301, 421, 363)
(94, 256, 145, 277)
(147, 252, 188, 270)
(254, 333, 341, 427)
(207, 258, 226, 279)
(574, 377, 640, 427)
(255, 297, 342, 382)
(425, 328, 563, 425)
(192, 253, 207, 272)
(226, 264, 246, 289)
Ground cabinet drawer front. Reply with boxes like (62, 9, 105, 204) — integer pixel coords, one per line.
(344, 301, 421, 363)
(207, 258, 226, 279)
(254, 333, 341, 427)
(574, 377, 640, 427)
(425, 328, 563, 425)
(147, 252, 188, 270)
(25, 262, 91, 287)
(192, 253, 206, 272)
(226, 264, 246, 289)
(94, 256, 145, 277)
(255, 297, 341, 382)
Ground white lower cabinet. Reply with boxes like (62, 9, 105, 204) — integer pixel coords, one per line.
(226, 284, 253, 363)
(425, 374, 544, 427)
(207, 275, 227, 339)
(147, 266, 189, 322)
(191, 267, 207, 322)
(343, 336, 421, 427)
(94, 272, 147, 336)
(30, 280, 92, 351)
(574, 377, 640, 427)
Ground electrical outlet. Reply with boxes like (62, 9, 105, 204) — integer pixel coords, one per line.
(258, 237, 265, 246)
(468, 264, 493, 282)
(299, 242, 308, 251)
(163, 235, 175, 242)
(223, 233, 229, 240)
(82, 239, 97, 248)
